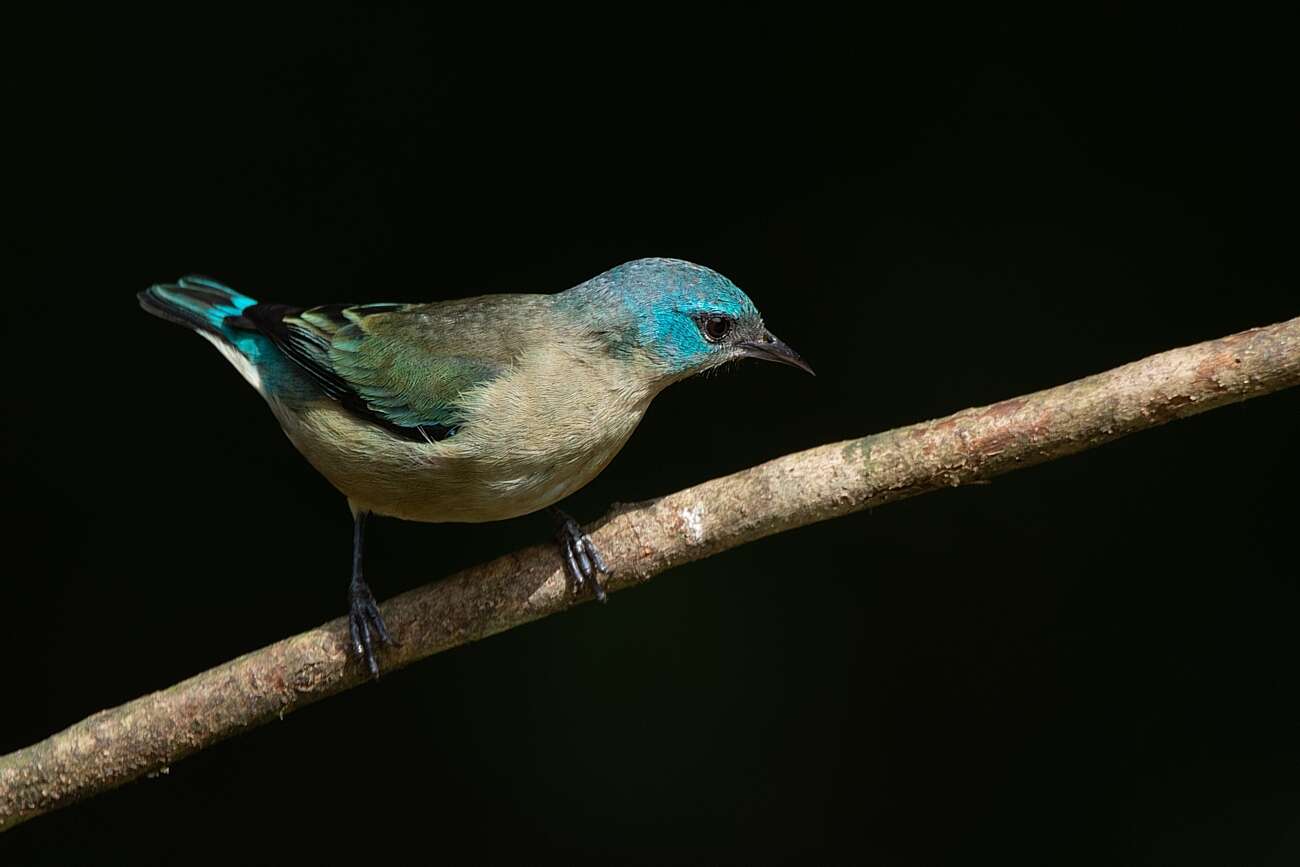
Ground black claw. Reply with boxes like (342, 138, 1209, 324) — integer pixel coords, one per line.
(562, 543, 584, 586)
(575, 545, 594, 581)
(349, 578, 395, 678)
(370, 606, 395, 646)
(586, 540, 610, 576)
(551, 507, 610, 602)
(590, 574, 608, 604)
(359, 623, 377, 677)
(349, 611, 364, 659)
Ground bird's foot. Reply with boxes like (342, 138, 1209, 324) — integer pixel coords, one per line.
(551, 507, 610, 602)
(348, 578, 398, 677)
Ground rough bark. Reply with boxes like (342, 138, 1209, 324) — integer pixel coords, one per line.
(3, 315, 1299, 831)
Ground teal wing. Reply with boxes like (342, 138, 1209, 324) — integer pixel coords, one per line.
(242, 297, 532, 441)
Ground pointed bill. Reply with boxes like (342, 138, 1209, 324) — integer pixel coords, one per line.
(737, 331, 815, 375)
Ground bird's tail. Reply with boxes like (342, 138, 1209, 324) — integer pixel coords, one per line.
(137, 275, 258, 340)
(139, 275, 273, 392)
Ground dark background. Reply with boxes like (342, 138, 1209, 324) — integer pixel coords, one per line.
(5, 9, 1298, 864)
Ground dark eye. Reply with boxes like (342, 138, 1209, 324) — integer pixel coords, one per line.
(699, 314, 733, 343)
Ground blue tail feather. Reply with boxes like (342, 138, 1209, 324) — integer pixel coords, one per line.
(139, 275, 322, 398)
(138, 276, 258, 337)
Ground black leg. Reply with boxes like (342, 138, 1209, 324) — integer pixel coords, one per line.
(550, 506, 610, 602)
(347, 509, 397, 677)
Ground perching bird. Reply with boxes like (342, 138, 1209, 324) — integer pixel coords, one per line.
(139, 258, 812, 675)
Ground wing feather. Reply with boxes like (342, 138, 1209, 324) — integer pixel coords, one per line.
(240, 297, 537, 441)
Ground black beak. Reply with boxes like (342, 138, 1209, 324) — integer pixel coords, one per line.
(738, 331, 815, 376)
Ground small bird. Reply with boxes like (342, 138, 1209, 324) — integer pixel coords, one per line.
(139, 258, 812, 675)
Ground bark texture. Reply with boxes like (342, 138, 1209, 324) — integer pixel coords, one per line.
(3, 316, 1299, 831)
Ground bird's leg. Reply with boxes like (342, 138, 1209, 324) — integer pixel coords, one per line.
(550, 506, 610, 603)
(347, 509, 397, 677)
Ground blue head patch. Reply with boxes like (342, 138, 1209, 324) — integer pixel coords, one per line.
(568, 258, 763, 375)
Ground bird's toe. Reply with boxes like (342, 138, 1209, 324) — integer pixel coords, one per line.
(551, 508, 610, 602)
(348, 580, 396, 677)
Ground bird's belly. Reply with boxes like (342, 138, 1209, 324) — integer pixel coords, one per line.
(272, 398, 636, 524)
(446, 447, 621, 523)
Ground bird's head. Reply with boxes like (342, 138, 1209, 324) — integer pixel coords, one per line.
(569, 258, 813, 384)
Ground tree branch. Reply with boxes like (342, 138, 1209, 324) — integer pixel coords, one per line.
(4, 316, 1299, 831)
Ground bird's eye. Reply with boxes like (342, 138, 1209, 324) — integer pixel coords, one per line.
(699, 314, 733, 343)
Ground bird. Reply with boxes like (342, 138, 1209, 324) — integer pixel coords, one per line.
(138, 257, 813, 675)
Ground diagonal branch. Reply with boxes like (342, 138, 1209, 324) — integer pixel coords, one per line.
(4, 316, 1299, 831)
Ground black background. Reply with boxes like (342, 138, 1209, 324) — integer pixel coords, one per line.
(5, 8, 1298, 865)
